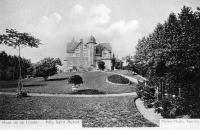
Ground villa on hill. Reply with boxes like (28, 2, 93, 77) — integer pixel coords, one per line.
(65, 36, 113, 70)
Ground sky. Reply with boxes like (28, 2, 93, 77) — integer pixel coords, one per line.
(0, 0, 199, 64)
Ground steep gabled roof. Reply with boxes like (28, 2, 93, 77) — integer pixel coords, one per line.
(66, 40, 80, 53)
(98, 43, 112, 52)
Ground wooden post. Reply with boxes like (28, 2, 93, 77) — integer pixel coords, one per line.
(178, 88, 181, 97)
(156, 86, 159, 101)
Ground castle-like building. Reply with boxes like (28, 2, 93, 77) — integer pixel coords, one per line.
(65, 36, 112, 70)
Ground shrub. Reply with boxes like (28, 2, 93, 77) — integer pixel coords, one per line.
(154, 100, 163, 113)
(98, 61, 105, 70)
(155, 97, 186, 118)
(68, 75, 83, 85)
(144, 99, 155, 108)
(107, 74, 130, 84)
(136, 81, 156, 108)
(190, 104, 200, 118)
(143, 87, 155, 101)
(17, 91, 28, 98)
(136, 81, 145, 98)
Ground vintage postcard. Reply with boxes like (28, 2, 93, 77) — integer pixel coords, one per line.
(0, 0, 200, 130)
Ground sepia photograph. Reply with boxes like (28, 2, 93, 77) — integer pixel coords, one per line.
(0, 0, 200, 129)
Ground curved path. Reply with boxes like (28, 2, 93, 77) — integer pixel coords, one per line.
(0, 91, 137, 97)
(135, 98, 162, 126)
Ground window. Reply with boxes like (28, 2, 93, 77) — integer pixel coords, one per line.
(75, 46, 80, 53)
(76, 53, 80, 56)
(83, 44, 88, 50)
(69, 53, 74, 57)
(83, 53, 88, 57)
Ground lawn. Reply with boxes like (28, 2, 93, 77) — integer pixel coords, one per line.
(0, 71, 136, 94)
(0, 94, 156, 127)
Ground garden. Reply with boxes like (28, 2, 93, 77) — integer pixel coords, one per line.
(0, 71, 158, 127)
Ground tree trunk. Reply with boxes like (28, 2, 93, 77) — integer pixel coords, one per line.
(17, 45, 23, 93)
(44, 77, 48, 81)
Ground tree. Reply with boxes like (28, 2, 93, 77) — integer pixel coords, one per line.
(0, 51, 32, 80)
(115, 60, 123, 69)
(36, 57, 62, 81)
(98, 60, 105, 70)
(0, 29, 42, 94)
(111, 54, 116, 70)
(133, 6, 200, 117)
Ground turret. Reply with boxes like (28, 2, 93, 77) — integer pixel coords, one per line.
(87, 35, 97, 66)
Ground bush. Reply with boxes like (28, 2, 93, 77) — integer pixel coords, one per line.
(154, 100, 163, 113)
(68, 75, 83, 85)
(98, 61, 105, 70)
(17, 91, 28, 98)
(136, 81, 156, 108)
(107, 74, 130, 84)
(190, 104, 200, 118)
(143, 87, 155, 101)
(155, 97, 186, 118)
(144, 99, 155, 108)
(136, 81, 145, 98)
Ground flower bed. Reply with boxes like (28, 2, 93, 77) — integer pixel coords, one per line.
(107, 74, 130, 85)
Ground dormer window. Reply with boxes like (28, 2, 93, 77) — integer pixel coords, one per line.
(83, 44, 88, 50)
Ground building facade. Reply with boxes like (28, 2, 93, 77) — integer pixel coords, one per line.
(66, 36, 112, 70)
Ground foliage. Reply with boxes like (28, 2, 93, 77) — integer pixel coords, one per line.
(98, 60, 105, 70)
(0, 51, 32, 80)
(68, 75, 83, 85)
(136, 81, 156, 108)
(107, 74, 130, 84)
(157, 97, 186, 118)
(115, 61, 123, 69)
(111, 54, 116, 70)
(35, 57, 62, 80)
(0, 29, 41, 48)
(0, 29, 42, 93)
(16, 91, 28, 98)
(136, 81, 145, 98)
(125, 56, 147, 75)
(133, 6, 200, 117)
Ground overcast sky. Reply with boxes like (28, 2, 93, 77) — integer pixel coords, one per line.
(0, 0, 199, 64)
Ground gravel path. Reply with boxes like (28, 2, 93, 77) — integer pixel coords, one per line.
(0, 91, 137, 97)
(135, 98, 163, 126)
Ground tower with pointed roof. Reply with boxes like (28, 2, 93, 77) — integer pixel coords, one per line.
(87, 35, 97, 66)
